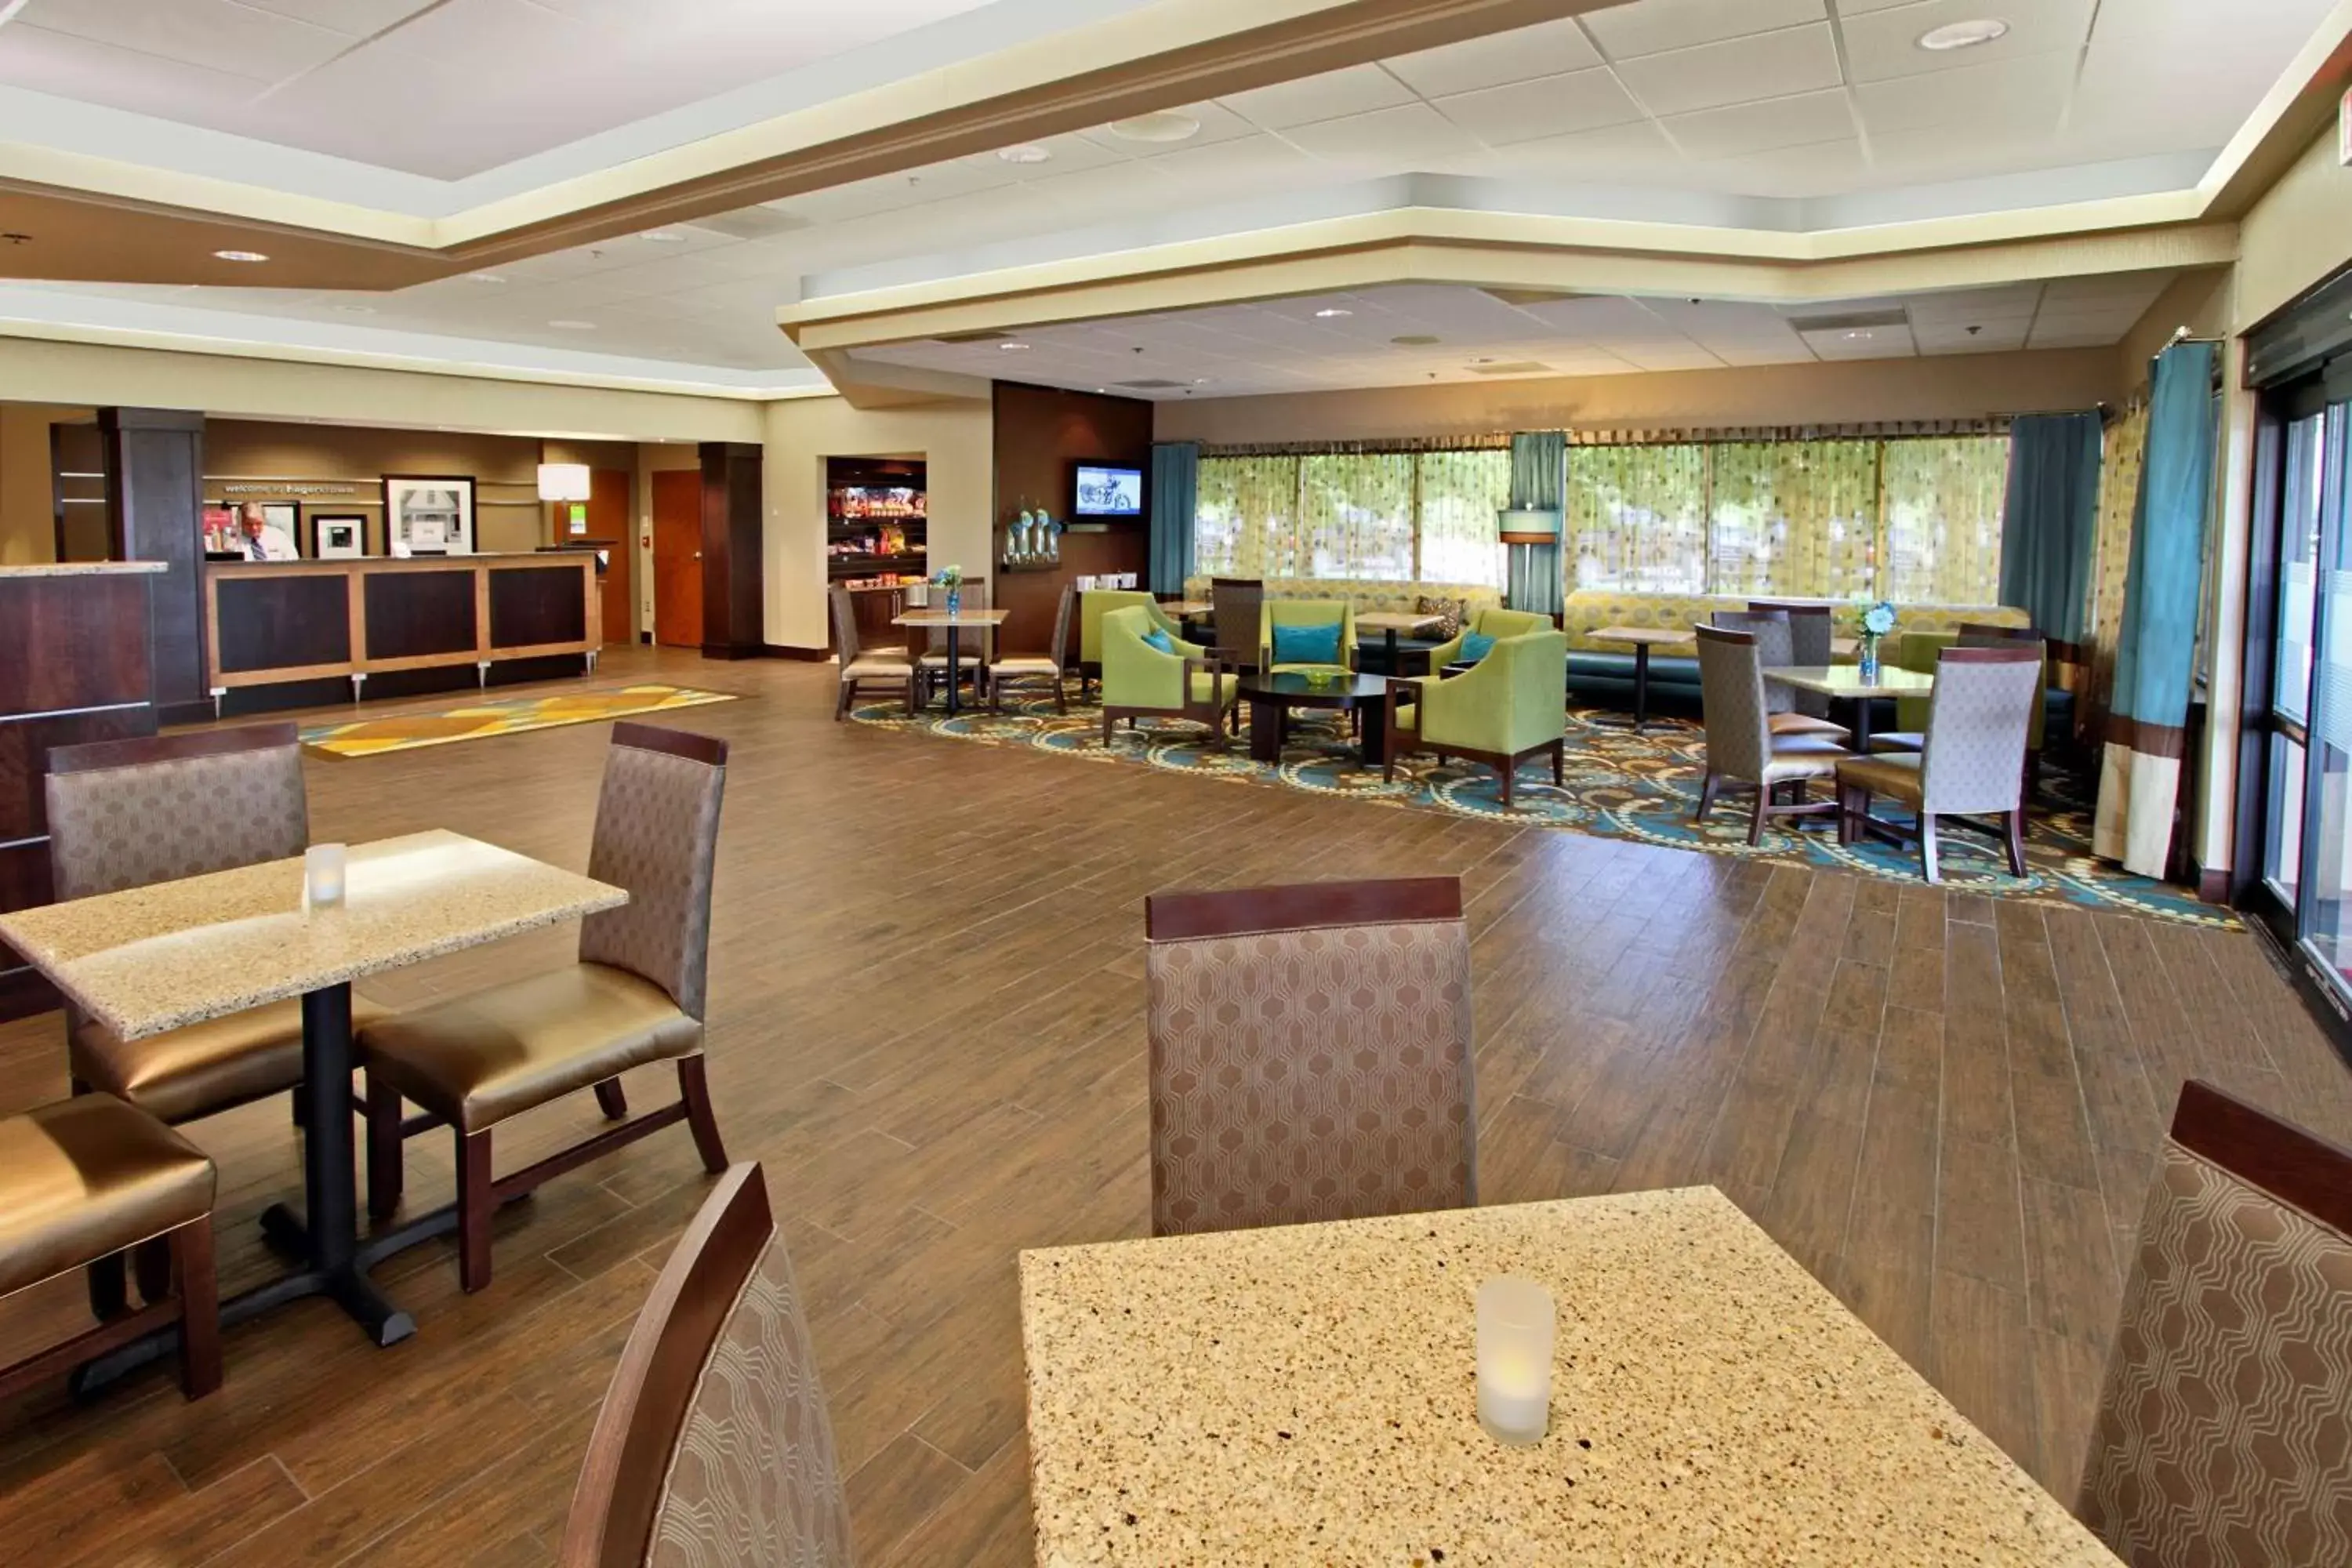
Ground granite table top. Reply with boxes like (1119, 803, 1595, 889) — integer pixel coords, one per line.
(1019, 1189, 2117, 1566)
(1765, 663, 1937, 699)
(0, 561, 169, 577)
(0, 829, 624, 1040)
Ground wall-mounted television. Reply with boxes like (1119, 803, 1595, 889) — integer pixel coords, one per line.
(1073, 463, 1144, 518)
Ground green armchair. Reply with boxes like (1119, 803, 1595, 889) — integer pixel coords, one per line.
(1079, 590, 1183, 695)
(1259, 599, 1356, 677)
(1098, 605, 1238, 747)
(1425, 606, 1552, 670)
(1384, 629, 1569, 808)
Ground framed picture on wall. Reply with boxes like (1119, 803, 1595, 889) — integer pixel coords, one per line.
(383, 474, 474, 556)
(260, 502, 301, 557)
(311, 513, 368, 558)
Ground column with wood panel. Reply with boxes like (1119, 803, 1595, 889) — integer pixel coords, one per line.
(699, 441, 763, 660)
(99, 408, 209, 724)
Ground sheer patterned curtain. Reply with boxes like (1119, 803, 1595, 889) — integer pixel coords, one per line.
(2085, 401, 2148, 728)
(1417, 448, 1511, 589)
(1878, 436, 2010, 604)
(1195, 455, 1297, 578)
(1296, 453, 1415, 579)
(1707, 440, 1879, 598)
(1567, 443, 1708, 592)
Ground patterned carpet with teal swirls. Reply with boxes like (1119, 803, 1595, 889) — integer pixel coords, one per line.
(849, 690, 2231, 927)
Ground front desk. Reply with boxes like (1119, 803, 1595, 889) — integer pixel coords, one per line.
(205, 553, 601, 706)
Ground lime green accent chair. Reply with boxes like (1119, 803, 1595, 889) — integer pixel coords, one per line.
(1426, 607, 1552, 669)
(1260, 599, 1357, 677)
(1079, 590, 1181, 694)
(1098, 605, 1237, 747)
(1384, 629, 1569, 809)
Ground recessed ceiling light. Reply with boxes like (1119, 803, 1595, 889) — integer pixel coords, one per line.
(1392, 334, 1440, 347)
(1106, 111, 1200, 144)
(639, 230, 687, 242)
(211, 249, 268, 263)
(1844, 329, 1874, 340)
(1917, 18, 2009, 50)
(1314, 307, 1352, 318)
(1192, 377, 1212, 385)
(328, 303, 377, 315)
(468, 272, 506, 284)
(997, 143, 1052, 165)
(999, 341, 1031, 351)
(548, 318, 597, 330)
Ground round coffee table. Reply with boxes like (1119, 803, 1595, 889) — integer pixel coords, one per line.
(1238, 671, 1396, 766)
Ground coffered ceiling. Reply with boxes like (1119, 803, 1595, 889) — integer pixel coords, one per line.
(0, 0, 2341, 396)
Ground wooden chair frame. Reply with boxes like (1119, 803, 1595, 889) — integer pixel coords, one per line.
(1102, 652, 1240, 750)
(0, 1210, 219, 1404)
(558, 1163, 775, 1568)
(829, 586, 915, 720)
(1836, 645, 2038, 882)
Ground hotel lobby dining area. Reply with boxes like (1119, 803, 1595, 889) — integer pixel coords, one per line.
(11, 0, 2352, 1562)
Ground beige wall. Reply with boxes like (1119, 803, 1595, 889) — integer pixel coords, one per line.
(1154, 347, 2128, 445)
(760, 394, 992, 649)
(0, 405, 81, 564)
(2235, 128, 2352, 332)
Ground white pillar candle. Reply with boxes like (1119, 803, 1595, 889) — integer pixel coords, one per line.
(1476, 1276, 1555, 1446)
(305, 843, 347, 908)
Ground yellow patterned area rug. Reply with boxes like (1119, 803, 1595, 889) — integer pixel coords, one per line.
(300, 685, 738, 758)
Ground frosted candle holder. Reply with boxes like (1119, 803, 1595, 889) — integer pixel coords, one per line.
(306, 843, 347, 908)
(1476, 1276, 1555, 1446)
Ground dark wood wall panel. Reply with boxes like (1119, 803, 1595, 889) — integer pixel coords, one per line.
(992, 382, 1153, 656)
(0, 575, 154, 715)
(700, 442, 764, 659)
(216, 576, 352, 673)
(100, 409, 207, 725)
(364, 571, 477, 660)
(488, 566, 588, 648)
(0, 705, 157, 843)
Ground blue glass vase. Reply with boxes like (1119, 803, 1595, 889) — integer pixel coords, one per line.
(1859, 636, 1880, 684)
(946, 588, 961, 616)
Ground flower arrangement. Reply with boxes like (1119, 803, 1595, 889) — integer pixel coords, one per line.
(933, 563, 964, 615)
(1858, 600, 1896, 681)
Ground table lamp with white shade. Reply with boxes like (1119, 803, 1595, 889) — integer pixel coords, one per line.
(538, 463, 593, 537)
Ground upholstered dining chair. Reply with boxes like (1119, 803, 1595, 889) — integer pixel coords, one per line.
(1691, 624, 1847, 846)
(360, 723, 732, 1293)
(2078, 1080, 2352, 1568)
(1382, 628, 1569, 809)
(985, 582, 1075, 713)
(1078, 590, 1182, 696)
(1210, 576, 1264, 671)
(1748, 601, 1841, 725)
(0, 1094, 221, 1405)
(916, 578, 992, 707)
(558, 1163, 852, 1568)
(1717, 608, 1846, 739)
(1098, 604, 1238, 747)
(1835, 645, 2041, 882)
(1874, 625, 2050, 789)
(829, 585, 913, 720)
(1142, 877, 1475, 1236)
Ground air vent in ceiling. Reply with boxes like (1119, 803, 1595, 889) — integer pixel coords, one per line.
(1466, 361, 1553, 376)
(1784, 308, 1908, 335)
(687, 207, 811, 241)
(1480, 288, 1584, 307)
(1116, 378, 1189, 390)
(933, 328, 1012, 344)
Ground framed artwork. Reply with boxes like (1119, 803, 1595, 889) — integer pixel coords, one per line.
(311, 513, 368, 558)
(260, 502, 301, 557)
(383, 474, 474, 556)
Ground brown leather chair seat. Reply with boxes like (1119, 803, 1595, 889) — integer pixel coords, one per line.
(1833, 751, 1923, 804)
(72, 995, 391, 1125)
(358, 964, 702, 1135)
(0, 1095, 215, 1300)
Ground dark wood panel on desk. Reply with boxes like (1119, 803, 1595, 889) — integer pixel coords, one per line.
(365, 569, 477, 660)
(0, 704, 157, 842)
(489, 565, 588, 648)
(0, 839, 56, 1010)
(100, 409, 206, 723)
(993, 382, 1151, 655)
(0, 575, 154, 714)
(701, 443, 764, 659)
(216, 574, 352, 674)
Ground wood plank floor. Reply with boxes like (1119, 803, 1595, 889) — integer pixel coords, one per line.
(2, 647, 2347, 1565)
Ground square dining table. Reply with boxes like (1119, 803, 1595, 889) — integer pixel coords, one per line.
(1020, 1189, 2117, 1565)
(893, 605, 1011, 718)
(0, 829, 623, 1388)
(1764, 662, 1936, 752)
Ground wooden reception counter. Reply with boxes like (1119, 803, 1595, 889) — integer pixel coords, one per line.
(204, 552, 602, 705)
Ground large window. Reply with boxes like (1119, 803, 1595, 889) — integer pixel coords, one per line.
(1566, 434, 2011, 604)
(1194, 448, 1509, 588)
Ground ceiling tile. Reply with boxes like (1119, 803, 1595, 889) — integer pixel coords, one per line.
(1443, 117, 1683, 178)
(1279, 103, 1483, 166)
(1381, 16, 1602, 98)
(1851, 49, 2077, 138)
(1904, 284, 2045, 324)
(1430, 67, 1646, 147)
(1914, 318, 2030, 353)
(22, 0, 348, 78)
(2066, 24, 2289, 151)
(1583, 0, 1826, 60)
(1802, 321, 1917, 358)
(230, 0, 437, 33)
(1218, 64, 1416, 129)
(1612, 23, 1842, 117)
(1695, 136, 1869, 198)
(1841, 0, 2096, 84)
(1661, 89, 1855, 161)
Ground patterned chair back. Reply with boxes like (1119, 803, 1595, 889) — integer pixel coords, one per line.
(1750, 601, 1835, 719)
(1142, 877, 1475, 1236)
(1916, 647, 2040, 817)
(827, 586, 864, 665)
(924, 579, 988, 659)
(1046, 581, 1078, 669)
(1210, 576, 1263, 666)
(578, 724, 729, 1022)
(1693, 625, 1771, 786)
(2078, 1080, 2352, 1568)
(46, 724, 308, 903)
(1710, 610, 1796, 715)
(559, 1163, 852, 1568)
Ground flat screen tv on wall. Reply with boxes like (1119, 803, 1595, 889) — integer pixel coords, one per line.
(1073, 463, 1144, 517)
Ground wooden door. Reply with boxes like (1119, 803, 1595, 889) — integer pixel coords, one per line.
(651, 469, 702, 649)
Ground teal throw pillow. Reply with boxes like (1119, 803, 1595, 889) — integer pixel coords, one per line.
(1460, 631, 1498, 662)
(1143, 628, 1178, 655)
(1272, 622, 1342, 666)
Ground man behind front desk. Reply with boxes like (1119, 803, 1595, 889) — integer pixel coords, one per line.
(234, 502, 299, 561)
